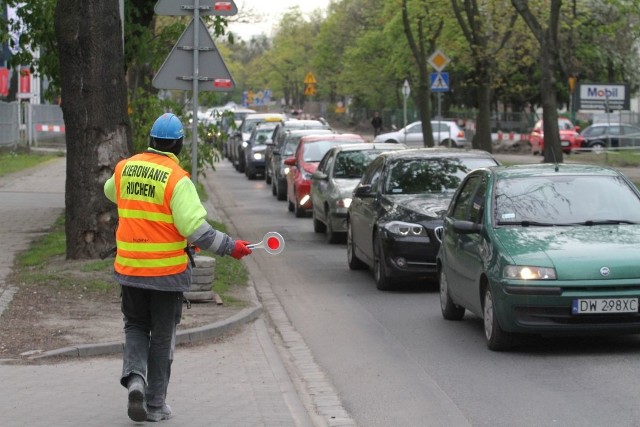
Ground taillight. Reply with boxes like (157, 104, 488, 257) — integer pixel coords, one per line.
(457, 131, 465, 138)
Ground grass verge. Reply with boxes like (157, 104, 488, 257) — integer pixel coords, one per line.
(0, 150, 61, 178)
(13, 214, 249, 305)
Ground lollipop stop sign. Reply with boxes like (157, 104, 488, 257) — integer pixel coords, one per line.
(247, 232, 285, 255)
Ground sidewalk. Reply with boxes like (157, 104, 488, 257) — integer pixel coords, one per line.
(0, 157, 336, 426)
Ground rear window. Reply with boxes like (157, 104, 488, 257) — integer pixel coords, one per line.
(303, 139, 363, 162)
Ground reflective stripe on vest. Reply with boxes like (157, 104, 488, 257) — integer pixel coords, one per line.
(113, 152, 189, 277)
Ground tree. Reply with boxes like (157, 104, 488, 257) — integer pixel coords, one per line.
(512, 0, 563, 163)
(451, 0, 517, 152)
(54, 0, 132, 259)
(401, 0, 444, 147)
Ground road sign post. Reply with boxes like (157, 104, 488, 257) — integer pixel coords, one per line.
(428, 50, 450, 147)
(402, 80, 410, 143)
(153, 0, 237, 184)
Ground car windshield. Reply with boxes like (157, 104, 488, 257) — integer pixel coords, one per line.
(252, 128, 273, 146)
(303, 140, 360, 162)
(385, 157, 496, 194)
(494, 175, 640, 226)
(333, 150, 385, 179)
(283, 138, 302, 156)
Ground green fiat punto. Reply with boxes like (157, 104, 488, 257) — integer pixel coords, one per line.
(437, 163, 640, 351)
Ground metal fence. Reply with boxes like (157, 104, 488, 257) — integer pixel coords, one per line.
(0, 102, 20, 146)
(0, 101, 66, 148)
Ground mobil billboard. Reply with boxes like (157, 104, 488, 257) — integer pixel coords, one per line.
(577, 83, 629, 111)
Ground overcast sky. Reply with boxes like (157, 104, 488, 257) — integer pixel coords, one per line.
(227, 0, 332, 40)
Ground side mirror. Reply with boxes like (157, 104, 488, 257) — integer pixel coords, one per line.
(284, 157, 296, 166)
(312, 171, 328, 181)
(353, 185, 374, 198)
(452, 220, 482, 234)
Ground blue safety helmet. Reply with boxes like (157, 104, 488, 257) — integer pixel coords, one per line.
(150, 113, 184, 139)
(149, 113, 184, 155)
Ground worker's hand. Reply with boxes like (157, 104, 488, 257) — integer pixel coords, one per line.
(231, 240, 252, 259)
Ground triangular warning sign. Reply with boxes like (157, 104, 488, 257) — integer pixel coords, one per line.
(304, 72, 317, 85)
(155, 0, 238, 17)
(153, 18, 235, 92)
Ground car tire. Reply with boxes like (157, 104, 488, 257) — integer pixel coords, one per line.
(347, 220, 367, 270)
(287, 195, 294, 212)
(271, 178, 277, 196)
(313, 210, 326, 233)
(325, 214, 344, 244)
(590, 141, 605, 153)
(373, 232, 393, 291)
(439, 269, 465, 320)
(294, 193, 306, 218)
(265, 171, 271, 184)
(245, 167, 256, 180)
(276, 179, 287, 201)
(483, 286, 514, 351)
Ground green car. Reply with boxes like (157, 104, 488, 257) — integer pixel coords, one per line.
(437, 163, 640, 351)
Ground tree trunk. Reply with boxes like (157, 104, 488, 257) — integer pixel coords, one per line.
(54, 0, 132, 259)
(541, 37, 563, 163)
(473, 67, 493, 152)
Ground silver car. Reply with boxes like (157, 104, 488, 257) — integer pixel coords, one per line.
(373, 120, 469, 148)
(310, 142, 407, 243)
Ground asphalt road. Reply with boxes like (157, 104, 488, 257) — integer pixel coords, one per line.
(211, 159, 640, 427)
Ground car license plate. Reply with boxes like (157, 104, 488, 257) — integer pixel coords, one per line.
(572, 298, 638, 314)
(561, 141, 570, 147)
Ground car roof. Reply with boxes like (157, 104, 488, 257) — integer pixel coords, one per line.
(490, 163, 622, 180)
(378, 147, 498, 161)
(284, 129, 334, 137)
(282, 119, 329, 126)
(299, 133, 364, 143)
(330, 142, 407, 152)
(244, 113, 286, 120)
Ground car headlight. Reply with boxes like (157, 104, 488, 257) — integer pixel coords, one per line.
(241, 141, 248, 148)
(337, 198, 352, 209)
(282, 166, 290, 175)
(503, 265, 556, 280)
(383, 221, 427, 237)
(253, 153, 263, 160)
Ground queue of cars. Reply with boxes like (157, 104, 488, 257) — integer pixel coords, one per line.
(223, 111, 640, 352)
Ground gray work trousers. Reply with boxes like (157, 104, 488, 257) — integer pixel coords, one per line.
(119, 285, 183, 407)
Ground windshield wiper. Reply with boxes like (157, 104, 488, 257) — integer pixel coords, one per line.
(577, 220, 638, 226)
(497, 220, 559, 227)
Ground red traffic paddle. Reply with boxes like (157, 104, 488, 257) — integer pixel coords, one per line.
(247, 232, 285, 255)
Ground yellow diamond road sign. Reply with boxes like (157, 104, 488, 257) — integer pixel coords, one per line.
(428, 50, 450, 72)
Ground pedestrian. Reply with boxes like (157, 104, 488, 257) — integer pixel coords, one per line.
(371, 111, 383, 137)
(103, 112, 253, 422)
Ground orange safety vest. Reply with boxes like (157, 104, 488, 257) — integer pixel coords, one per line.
(113, 151, 189, 277)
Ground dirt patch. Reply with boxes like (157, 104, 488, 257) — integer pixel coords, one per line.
(0, 255, 250, 360)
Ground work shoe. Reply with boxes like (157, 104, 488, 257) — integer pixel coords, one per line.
(127, 375, 147, 422)
(147, 404, 173, 422)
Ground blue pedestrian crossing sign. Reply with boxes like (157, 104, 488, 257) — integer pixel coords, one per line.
(430, 72, 449, 92)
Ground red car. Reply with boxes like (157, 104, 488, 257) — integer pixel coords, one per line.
(284, 133, 366, 217)
(530, 118, 583, 155)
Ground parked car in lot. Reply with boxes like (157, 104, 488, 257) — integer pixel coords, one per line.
(285, 134, 366, 217)
(347, 148, 499, 290)
(373, 120, 469, 148)
(311, 142, 407, 243)
(244, 122, 279, 180)
(529, 118, 582, 155)
(230, 113, 285, 172)
(271, 129, 335, 201)
(437, 163, 640, 351)
(266, 119, 332, 184)
(579, 123, 640, 152)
